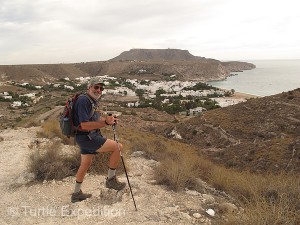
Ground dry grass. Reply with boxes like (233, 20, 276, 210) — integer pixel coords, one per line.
(37, 119, 74, 145)
(119, 127, 299, 224)
(28, 141, 115, 181)
(155, 152, 200, 190)
(28, 141, 80, 181)
(120, 127, 200, 190)
(29, 120, 300, 224)
(196, 158, 300, 224)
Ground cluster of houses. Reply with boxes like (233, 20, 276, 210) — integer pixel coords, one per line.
(1, 75, 245, 113)
(0, 91, 44, 108)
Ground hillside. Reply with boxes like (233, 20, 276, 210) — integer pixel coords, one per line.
(158, 89, 300, 173)
(0, 126, 240, 225)
(0, 49, 255, 84)
(110, 48, 203, 61)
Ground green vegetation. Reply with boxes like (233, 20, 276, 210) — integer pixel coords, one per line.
(135, 96, 220, 114)
(183, 82, 217, 91)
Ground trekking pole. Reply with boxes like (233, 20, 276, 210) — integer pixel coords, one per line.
(111, 119, 138, 211)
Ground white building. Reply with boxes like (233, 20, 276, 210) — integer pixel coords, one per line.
(64, 85, 74, 90)
(11, 101, 22, 108)
(189, 107, 206, 115)
(2, 96, 12, 99)
(212, 98, 246, 107)
(21, 93, 36, 98)
(127, 102, 139, 107)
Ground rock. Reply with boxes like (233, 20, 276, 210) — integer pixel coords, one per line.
(98, 188, 124, 204)
(185, 189, 200, 196)
(179, 212, 192, 220)
(13, 171, 35, 186)
(219, 202, 238, 213)
(193, 213, 202, 218)
(131, 151, 144, 157)
(200, 218, 206, 223)
(206, 208, 215, 217)
(202, 194, 215, 203)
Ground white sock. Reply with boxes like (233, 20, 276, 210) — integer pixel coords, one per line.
(74, 181, 82, 193)
(108, 168, 116, 179)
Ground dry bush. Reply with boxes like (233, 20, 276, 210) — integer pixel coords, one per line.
(202, 164, 300, 224)
(28, 141, 80, 181)
(24, 120, 41, 128)
(130, 140, 168, 160)
(155, 152, 200, 191)
(37, 119, 73, 145)
(121, 128, 200, 190)
(28, 141, 121, 181)
(226, 195, 299, 225)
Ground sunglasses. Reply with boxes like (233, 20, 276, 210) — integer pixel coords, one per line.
(93, 85, 104, 91)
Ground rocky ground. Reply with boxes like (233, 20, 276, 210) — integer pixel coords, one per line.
(0, 127, 239, 225)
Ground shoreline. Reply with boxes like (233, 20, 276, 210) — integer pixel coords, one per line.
(231, 91, 261, 99)
(211, 90, 261, 108)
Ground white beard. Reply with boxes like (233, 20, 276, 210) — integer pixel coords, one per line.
(88, 90, 101, 100)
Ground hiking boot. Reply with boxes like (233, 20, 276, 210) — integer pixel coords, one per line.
(71, 190, 92, 203)
(105, 176, 126, 190)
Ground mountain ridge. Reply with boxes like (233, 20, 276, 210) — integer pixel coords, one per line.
(0, 49, 255, 84)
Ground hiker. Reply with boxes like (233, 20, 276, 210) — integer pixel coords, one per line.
(71, 77, 126, 203)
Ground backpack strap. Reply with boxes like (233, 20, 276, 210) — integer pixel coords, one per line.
(81, 93, 96, 120)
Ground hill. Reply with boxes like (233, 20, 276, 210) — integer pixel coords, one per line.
(110, 48, 203, 61)
(158, 88, 300, 173)
(0, 49, 255, 84)
(0, 126, 240, 225)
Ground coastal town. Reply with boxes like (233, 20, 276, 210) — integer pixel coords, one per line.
(0, 75, 252, 117)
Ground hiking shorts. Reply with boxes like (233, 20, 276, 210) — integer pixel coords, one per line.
(75, 132, 107, 154)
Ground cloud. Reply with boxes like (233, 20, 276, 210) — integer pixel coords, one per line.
(0, 0, 299, 64)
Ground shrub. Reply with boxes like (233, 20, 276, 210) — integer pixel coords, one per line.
(37, 119, 73, 145)
(155, 153, 199, 191)
(130, 140, 167, 160)
(28, 141, 80, 181)
(28, 141, 118, 181)
(24, 120, 41, 128)
(197, 162, 300, 224)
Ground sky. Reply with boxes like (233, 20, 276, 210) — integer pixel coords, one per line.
(0, 0, 299, 65)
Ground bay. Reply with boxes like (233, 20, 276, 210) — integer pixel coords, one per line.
(208, 59, 300, 97)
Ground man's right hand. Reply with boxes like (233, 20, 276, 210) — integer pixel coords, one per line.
(105, 115, 118, 125)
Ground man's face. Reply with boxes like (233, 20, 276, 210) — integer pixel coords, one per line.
(88, 84, 104, 100)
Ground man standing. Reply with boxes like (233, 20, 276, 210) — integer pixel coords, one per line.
(71, 77, 126, 203)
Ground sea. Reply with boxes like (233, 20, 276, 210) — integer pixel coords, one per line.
(208, 59, 300, 97)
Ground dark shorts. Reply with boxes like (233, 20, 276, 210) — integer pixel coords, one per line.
(75, 132, 107, 154)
